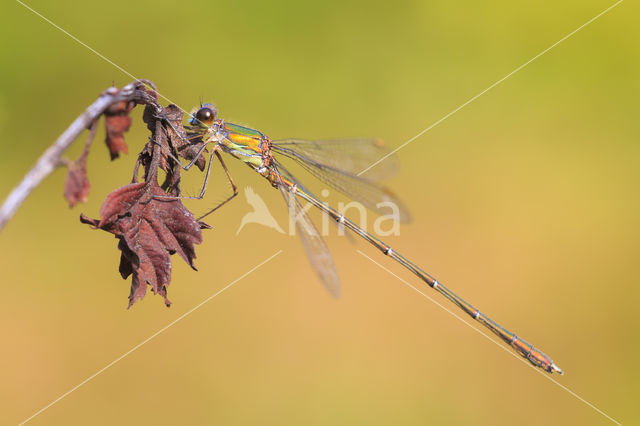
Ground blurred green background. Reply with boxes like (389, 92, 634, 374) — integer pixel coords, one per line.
(1, 0, 638, 424)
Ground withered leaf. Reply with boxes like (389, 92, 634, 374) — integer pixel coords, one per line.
(64, 120, 97, 207)
(104, 100, 135, 160)
(81, 180, 209, 307)
(166, 105, 207, 172)
(64, 156, 90, 207)
(147, 104, 207, 171)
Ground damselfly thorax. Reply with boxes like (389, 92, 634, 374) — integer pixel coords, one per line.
(190, 104, 278, 183)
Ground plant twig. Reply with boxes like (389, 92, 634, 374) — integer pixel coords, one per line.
(0, 80, 158, 233)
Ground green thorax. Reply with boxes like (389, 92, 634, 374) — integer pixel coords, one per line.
(220, 121, 267, 166)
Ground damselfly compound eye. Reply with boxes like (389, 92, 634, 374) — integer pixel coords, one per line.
(194, 106, 217, 126)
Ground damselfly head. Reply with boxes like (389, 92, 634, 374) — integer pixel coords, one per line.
(190, 103, 217, 127)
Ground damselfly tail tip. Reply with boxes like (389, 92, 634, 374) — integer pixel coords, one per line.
(551, 363, 564, 375)
(330, 287, 342, 299)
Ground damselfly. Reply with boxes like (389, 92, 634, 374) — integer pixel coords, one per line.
(159, 103, 563, 375)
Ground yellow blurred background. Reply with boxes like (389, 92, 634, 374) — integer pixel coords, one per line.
(1, 0, 638, 424)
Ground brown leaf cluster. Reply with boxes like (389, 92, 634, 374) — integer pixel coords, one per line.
(65, 82, 213, 307)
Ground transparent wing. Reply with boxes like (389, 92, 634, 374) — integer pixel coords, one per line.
(275, 169, 341, 298)
(276, 160, 355, 243)
(272, 143, 411, 223)
(272, 139, 398, 181)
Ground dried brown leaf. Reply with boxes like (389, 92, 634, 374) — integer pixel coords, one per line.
(164, 104, 207, 171)
(63, 120, 97, 207)
(81, 180, 209, 307)
(64, 157, 90, 207)
(104, 100, 135, 160)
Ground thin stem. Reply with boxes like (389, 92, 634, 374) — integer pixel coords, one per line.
(0, 80, 158, 233)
